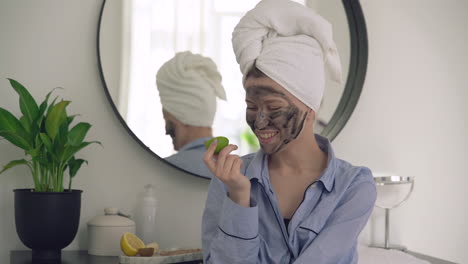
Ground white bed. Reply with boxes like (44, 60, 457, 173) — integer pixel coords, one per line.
(358, 245, 431, 264)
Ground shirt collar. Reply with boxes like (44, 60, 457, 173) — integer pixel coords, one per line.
(316, 134, 336, 192)
(244, 150, 265, 182)
(244, 134, 336, 192)
(179, 137, 212, 151)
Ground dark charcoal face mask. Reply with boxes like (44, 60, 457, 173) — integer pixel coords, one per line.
(165, 119, 177, 149)
(246, 85, 308, 154)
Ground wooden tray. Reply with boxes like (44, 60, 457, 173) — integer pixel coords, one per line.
(119, 251, 203, 264)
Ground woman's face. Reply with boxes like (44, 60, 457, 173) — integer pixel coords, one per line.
(244, 76, 309, 154)
(162, 110, 182, 150)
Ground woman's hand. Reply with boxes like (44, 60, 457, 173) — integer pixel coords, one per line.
(203, 140, 251, 207)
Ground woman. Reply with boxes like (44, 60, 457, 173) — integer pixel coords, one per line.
(202, 1, 376, 263)
(156, 51, 226, 178)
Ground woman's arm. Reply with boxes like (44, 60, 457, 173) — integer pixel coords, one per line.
(202, 141, 261, 263)
(202, 176, 260, 263)
(293, 173, 377, 264)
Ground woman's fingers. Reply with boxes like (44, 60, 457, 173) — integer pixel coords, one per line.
(223, 155, 241, 177)
(231, 157, 243, 175)
(203, 142, 241, 179)
(203, 139, 218, 173)
(219, 144, 238, 157)
(215, 144, 238, 178)
(205, 145, 250, 204)
(222, 155, 236, 176)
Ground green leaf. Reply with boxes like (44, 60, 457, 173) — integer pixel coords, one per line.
(55, 115, 79, 156)
(7, 78, 39, 126)
(42, 88, 60, 105)
(60, 141, 100, 164)
(0, 107, 22, 132)
(0, 109, 33, 149)
(0, 130, 31, 150)
(27, 135, 44, 159)
(19, 116, 31, 133)
(45, 100, 70, 140)
(46, 96, 59, 116)
(36, 89, 56, 127)
(26, 148, 39, 157)
(35, 147, 51, 166)
(68, 158, 87, 178)
(68, 122, 91, 146)
(90, 140, 102, 147)
(0, 159, 30, 174)
(39, 133, 53, 153)
(67, 115, 77, 126)
(56, 119, 70, 146)
(34, 134, 41, 147)
(37, 102, 47, 125)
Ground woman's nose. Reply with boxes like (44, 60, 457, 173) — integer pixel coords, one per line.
(255, 111, 269, 129)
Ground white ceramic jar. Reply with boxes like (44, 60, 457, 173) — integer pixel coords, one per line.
(87, 207, 136, 256)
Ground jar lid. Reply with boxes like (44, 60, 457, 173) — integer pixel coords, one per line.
(87, 207, 135, 227)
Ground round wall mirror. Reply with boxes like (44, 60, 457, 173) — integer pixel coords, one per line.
(97, 0, 368, 179)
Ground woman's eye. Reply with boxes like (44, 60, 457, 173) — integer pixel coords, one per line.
(247, 106, 258, 111)
(269, 106, 282, 111)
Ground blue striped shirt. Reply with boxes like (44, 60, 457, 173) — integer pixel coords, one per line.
(202, 135, 376, 263)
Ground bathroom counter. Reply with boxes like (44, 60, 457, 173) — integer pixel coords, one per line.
(10, 250, 456, 264)
(10, 250, 202, 264)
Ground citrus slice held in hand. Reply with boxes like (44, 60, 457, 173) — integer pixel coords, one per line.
(120, 232, 145, 256)
(204, 136, 229, 154)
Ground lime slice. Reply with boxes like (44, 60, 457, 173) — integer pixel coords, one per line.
(204, 136, 229, 154)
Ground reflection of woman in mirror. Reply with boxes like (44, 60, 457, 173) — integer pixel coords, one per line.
(156, 51, 226, 178)
(201, 1, 376, 263)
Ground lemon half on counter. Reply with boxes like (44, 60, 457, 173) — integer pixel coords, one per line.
(120, 232, 145, 256)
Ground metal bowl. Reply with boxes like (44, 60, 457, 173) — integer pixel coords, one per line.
(374, 176, 415, 209)
(374, 175, 414, 186)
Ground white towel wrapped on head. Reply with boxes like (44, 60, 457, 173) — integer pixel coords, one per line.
(156, 51, 226, 127)
(232, 0, 342, 112)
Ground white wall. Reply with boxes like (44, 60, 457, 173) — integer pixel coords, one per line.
(0, 0, 466, 263)
(0, 1, 209, 263)
(335, 0, 468, 263)
(99, 0, 122, 109)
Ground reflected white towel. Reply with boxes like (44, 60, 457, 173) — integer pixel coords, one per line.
(156, 51, 226, 127)
(232, 0, 342, 112)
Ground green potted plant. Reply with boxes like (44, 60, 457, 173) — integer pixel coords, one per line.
(0, 78, 100, 263)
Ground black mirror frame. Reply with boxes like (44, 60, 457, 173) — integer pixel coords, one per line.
(96, 0, 368, 179)
(321, 0, 368, 140)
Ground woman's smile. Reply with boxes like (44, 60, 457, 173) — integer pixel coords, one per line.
(245, 80, 309, 154)
(256, 131, 279, 144)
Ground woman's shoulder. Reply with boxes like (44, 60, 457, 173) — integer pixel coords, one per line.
(331, 159, 376, 209)
(334, 158, 374, 186)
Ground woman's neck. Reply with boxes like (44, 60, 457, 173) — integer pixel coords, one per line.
(268, 127, 328, 178)
(180, 126, 212, 148)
